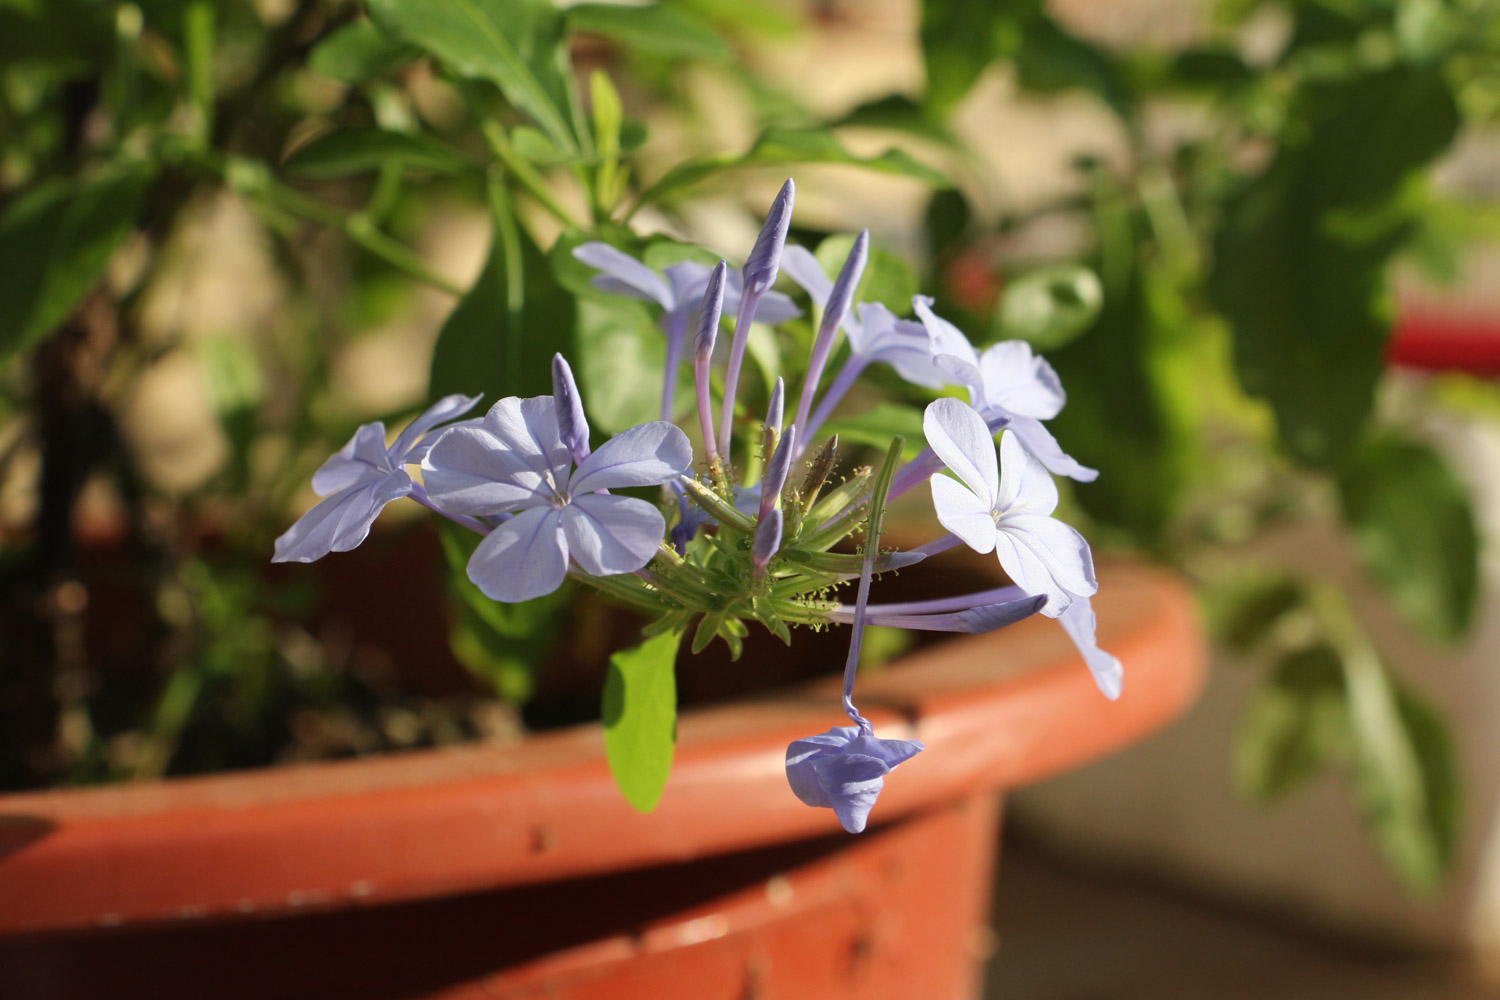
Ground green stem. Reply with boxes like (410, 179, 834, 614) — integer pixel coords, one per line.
(480, 119, 583, 229)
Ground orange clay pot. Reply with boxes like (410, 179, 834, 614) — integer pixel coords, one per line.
(0, 562, 1204, 1000)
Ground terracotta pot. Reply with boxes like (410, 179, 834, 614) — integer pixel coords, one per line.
(0, 563, 1203, 999)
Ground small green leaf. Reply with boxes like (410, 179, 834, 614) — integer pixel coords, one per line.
(633, 126, 950, 211)
(821, 402, 927, 458)
(574, 298, 664, 433)
(1338, 436, 1479, 643)
(0, 165, 153, 365)
(284, 128, 475, 178)
(590, 69, 625, 209)
(996, 263, 1103, 351)
(566, 3, 730, 62)
(308, 20, 418, 84)
(1235, 645, 1347, 802)
(602, 627, 683, 812)
(367, 0, 578, 152)
(815, 233, 917, 315)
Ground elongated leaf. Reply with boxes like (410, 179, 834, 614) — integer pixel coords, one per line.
(429, 190, 575, 401)
(921, 0, 1037, 116)
(1235, 645, 1347, 802)
(633, 127, 950, 211)
(308, 19, 418, 84)
(0, 165, 153, 365)
(566, 3, 730, 62)
(1338, 436, 1478, 643)
(284, 128, 476, 178)
(367, 0, 578, 152)
(602, 628, 683, 812)
(821, 402, 926, 459)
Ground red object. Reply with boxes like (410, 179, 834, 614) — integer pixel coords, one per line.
(0, 563, 1204, 999)
(1388, 308, 1500, 374)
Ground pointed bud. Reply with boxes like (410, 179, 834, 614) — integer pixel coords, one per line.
(742, 179, 795, 297)
(551, 354, 590, 463)
(758, 425, 796, 526)
(694, 261, 729, 466)
(798, 434, 839, 512)
(752, 507, 784, 576)
(762, 377, 785, 462)
(822, 229, 868, 344)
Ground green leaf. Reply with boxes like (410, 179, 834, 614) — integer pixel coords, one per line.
(1211, 66, 1460, 466)
(566, 3, 730, 62)
(429, 186, 576, 400)
(308, 19, 418, 84)
(438, 521, 566, 702)
(602, 627, 683, 813)
(1208, 576, 1304, 652)
(996, 263, 1103, 351)
(1235, 645, 1347, 802)
(1338, 436, 1479, 643)
(1013, 14, 1132, 115)
(834, 95, 958, 147)
(921, 0, 1037, 116)
(633, 126, 950, 211)
(821, 401, 927, 458)
(574, 298, 664, 433)
(815, 233, 918, 315)
(0, 165, 153, 366)
(284, 128, 475, 178)
(367, 0, 578, 152)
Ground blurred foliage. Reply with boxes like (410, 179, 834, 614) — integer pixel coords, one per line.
(0, 0, 1495, 890)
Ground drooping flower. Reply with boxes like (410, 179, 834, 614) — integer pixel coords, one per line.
(272, 393, 481, 563)
(924, 305, 1096, 483)
(421, 381, 692, 603)
(923, 397, 1120, 698)
(785, 727, 925, 834)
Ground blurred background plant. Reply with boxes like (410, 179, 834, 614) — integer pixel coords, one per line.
(0, 0, 1496, 899)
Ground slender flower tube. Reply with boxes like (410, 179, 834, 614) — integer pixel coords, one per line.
(719, 179, 794, 460)
(551, 354, 590, 465)
(825, 593, 1045, 633)
(694, 261, 728, 473)
(793, 230, 868, 438)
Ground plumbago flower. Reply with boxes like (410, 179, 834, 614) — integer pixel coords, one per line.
(923, 397, 1122, 699)
(273, 393, 481, 563)
(421, 360, 693, 603)
(274, 177, 1122, 830)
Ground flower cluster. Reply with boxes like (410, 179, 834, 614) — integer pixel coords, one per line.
(274, 178, 1120, 833)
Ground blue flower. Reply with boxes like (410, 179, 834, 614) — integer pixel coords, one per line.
(272, 393, 481, 563)
(924, 397, 1120, 698)
(786, 726, 925, 834)
(421, 394, 693, 603)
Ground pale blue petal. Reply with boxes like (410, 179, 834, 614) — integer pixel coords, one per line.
(923, 398, 998, 505)
(663, 261, 714, 312)
(311, 423, 390, 495)
(388, 393, 483, 463)
(467, 506, 568, 602)
(1005, 415, 1099, 483)
(931, 474, 997, 555)
(996, 429, 1058, 516)
(784, 726, 924, 834)
(573, 242, 675, 309)
(994, 514, 1097, 615)
(560, 493, 665, 576)
(813, 753, 890, 834)
(1060, 594, 1123, 700)
(569, 421, 692, 494)
(978, 342, 1065, 420)
(421, 425, 548, 516)
(484, 395, 574, 485)
(746, 289, 802, 326)
(407, 417, 483, 464)
(272, 471, 411, 563)
(912, 295, 980, 371)
(779, 245, 831, 306)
